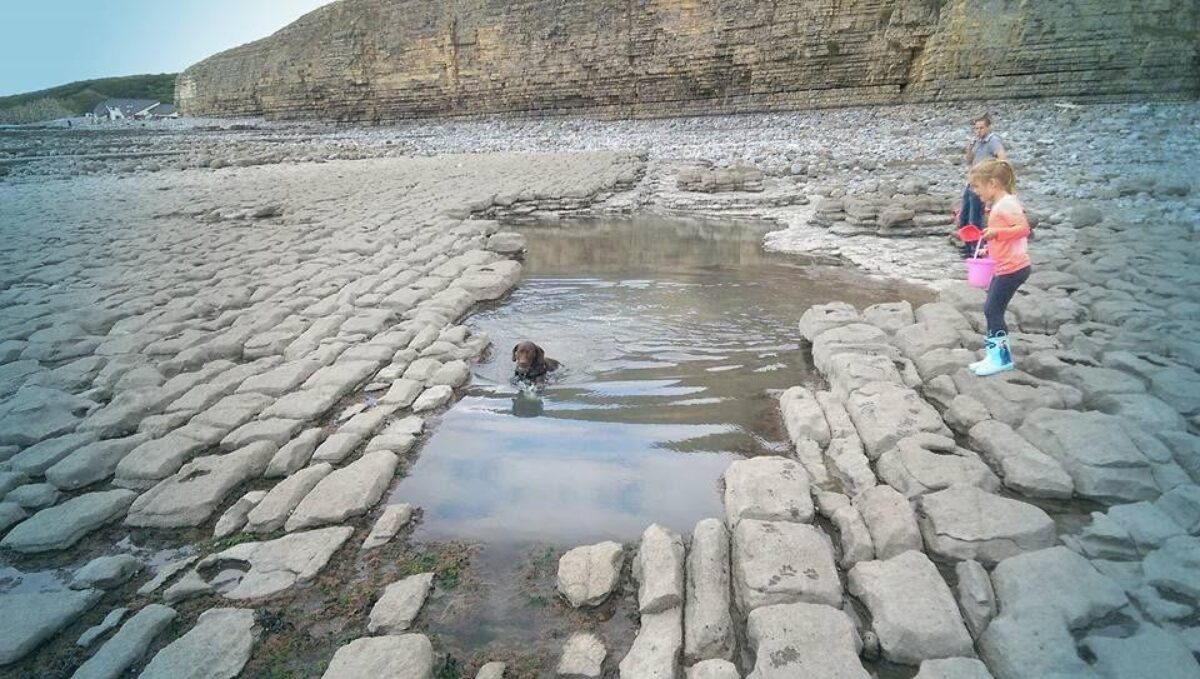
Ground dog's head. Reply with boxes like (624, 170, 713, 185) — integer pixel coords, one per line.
(512, 341, 545, 373)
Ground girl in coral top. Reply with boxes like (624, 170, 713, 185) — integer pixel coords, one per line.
(968, 160, 1030, 376)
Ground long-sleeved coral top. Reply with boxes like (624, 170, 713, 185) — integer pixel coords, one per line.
(986, 194, 1031, 275)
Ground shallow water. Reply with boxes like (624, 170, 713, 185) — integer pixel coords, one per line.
(385, 215, 934, 665)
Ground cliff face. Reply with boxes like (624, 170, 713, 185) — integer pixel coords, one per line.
(177, 0, 1199, 121)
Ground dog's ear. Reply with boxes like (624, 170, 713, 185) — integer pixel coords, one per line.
(511, 344, 520, 362)
(535, 344, 545, 365)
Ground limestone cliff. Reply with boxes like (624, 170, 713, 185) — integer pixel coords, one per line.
(178, 0, 1199, 121)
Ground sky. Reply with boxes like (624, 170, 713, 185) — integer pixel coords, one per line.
(0, 0, 335, 96)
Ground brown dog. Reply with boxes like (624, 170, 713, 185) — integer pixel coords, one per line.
(512, 341, 560, 380)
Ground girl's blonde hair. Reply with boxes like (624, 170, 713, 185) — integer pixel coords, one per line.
(968, 159, 1017, 194)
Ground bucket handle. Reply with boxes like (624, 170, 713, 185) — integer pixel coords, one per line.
(972, 237, 986, 259)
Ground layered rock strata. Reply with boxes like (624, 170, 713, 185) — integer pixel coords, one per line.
(178, 0, 1199, 121)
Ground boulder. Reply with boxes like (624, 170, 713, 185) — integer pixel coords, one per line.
(557, 541, 625, 608)
(732, 519, 840, 613)
(953, 369, 1082, 427)
(848, 550, 974, 665)
(722, 456, 812, 526)
(2, 489, 136, 553)
(0, 386, 94, 447)
(830, 503, 875, 568)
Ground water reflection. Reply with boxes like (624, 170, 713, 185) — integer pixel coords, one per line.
(389, 216, 933, 545)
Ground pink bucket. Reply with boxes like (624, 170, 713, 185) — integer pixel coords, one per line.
(966, 256, 996, 289)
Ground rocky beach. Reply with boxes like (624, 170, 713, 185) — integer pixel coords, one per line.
(0, 98, 1198, 678)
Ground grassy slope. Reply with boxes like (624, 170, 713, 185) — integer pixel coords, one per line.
(0, 73, 178, 116)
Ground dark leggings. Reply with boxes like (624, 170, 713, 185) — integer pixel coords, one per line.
(984, 266, 1031, 336)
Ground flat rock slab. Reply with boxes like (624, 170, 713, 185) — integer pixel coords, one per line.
(723, 456, 813, 525)
(967, 420, 1073, 499)
(5, 431, 94, 476)
(264, 428, 322, 478)
(139, 608, 256, 679)
(557, 540, 625, 608)
(1084, 625, 1200, 679)
(685, 518, 735, 664)
(914, 657, 994, 679)
(244, 463, 333, 533)
(979, 608, 1098, 679)
(76, 607, 129, 648)
(876, 433, 1000, 498)
(321, 634, 434, 679)
(72, 603, 176, 679)
(203, 526, 354, 600)
(285, 450, 398, 531)
(1018, 408, 1161, 502)
(845, 381, 950, 458)
(45, 434, 149, 491)
(634, 523, 685, 614)
(361, 503, 415, 550)
(779, 386, 831, 448)
(619, 607, 682, 679)
(686, 659, 740, 679)
(1, 489, 136, 553)
(115, 434, 209, 487)
(853, 485, 922, 560)
(917, 486, 1056, 566)
(558, 632, 606, 678)
(733, 519, 841, 614)
(126, 441, 275, 528)
(745, 602, 869, 679)
(368, 572, 435, 634)
(991, 546, 1129, 628)
(71, 554, 142, 590)
(848, 550, 974, 665)
(0, 588, 102, 665)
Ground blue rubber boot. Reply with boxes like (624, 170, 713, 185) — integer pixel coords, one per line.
(969, 336, 994, 372)
(974, 332, 1015, 377)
